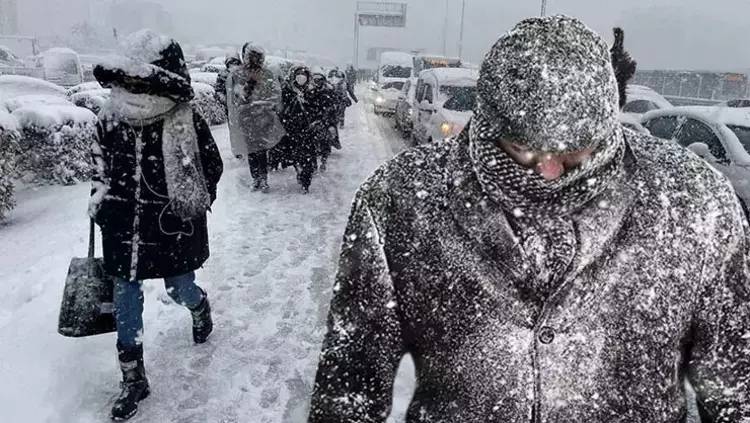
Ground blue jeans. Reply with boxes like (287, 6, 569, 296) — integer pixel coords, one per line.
(114, 272, 205, 348)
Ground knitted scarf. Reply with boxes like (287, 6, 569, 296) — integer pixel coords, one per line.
(105, 88, 211, 220)
(469, 118, 626, 300)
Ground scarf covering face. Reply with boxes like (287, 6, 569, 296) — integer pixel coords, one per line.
(468, 16, 625, 300)
(105, 88, 211, 220)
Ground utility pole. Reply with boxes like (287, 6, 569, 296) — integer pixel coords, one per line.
(540, 0, 548, 17)
(442, 0, 449, 56)
(458, 0, 466, 59)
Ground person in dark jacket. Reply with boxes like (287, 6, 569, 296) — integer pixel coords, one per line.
(328, 68, 357, 128)
(308, 70, 339, 172)
(90, 30, 223, 421)
(214, 55, 241, 115)
(279, 65, 317, 193)
(309, 16, 750, 423)
(345, 64, 357, 88)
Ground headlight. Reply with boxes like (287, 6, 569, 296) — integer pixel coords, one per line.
(407, 106, 413, 116)
(440, 122, 454, 136)
(375, 96, 386, 104)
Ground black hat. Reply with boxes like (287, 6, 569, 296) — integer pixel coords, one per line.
(94, 29, 194, 103)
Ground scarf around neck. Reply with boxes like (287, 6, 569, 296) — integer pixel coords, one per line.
(104, 89, 211, 220)
(468, 121, 626, 300)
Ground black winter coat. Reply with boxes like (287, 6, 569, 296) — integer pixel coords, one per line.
(279, 84, 312, 136)
(309, 129, 750, 422)
(92, 109, 223, 281)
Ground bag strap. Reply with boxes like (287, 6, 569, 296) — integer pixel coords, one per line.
(88, 218, 95, 259)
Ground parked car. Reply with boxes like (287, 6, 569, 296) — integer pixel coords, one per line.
(37, 48, 85, 87)
(411, 68, 478, 144)
(0, 45, 25, 68)
(642, 106, 750, 208)
(0, 75, 67, 100)
(373, 51, 413, 115)
(717, 99, 750, 108)
(373, 79, 406, 115)
(622, 85, 672, 118)
(394, 77, 418, 135)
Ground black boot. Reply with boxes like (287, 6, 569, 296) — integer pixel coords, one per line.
(111, 343, 150, 421)
(190, 290, 213, 344)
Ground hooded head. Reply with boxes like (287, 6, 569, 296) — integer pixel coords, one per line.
(225, 54, 242, 69)
(242, 43, 266, 69)
(94, 29, 194, 103)
(472, 15, 619, 154)
(290, 65, 311, 88)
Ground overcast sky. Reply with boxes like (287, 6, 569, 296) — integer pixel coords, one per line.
(17, 0, 750, 71)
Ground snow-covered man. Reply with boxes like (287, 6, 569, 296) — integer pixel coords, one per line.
(90, 30, 223, 421)
(309, 16, 750, 422)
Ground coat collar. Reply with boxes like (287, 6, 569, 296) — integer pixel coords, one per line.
(447, 131, 638, 289)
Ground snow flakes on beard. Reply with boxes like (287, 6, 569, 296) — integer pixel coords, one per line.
(473, 15, 620, 153)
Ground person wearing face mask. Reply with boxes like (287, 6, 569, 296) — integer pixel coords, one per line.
(308, 70, 339, 172)
(90, 30, 223, 421)
(279, 65, 317, 193)
(309, 16, 750, 423)
(226, 43, 283, 193)
(328, 68, 358, 129)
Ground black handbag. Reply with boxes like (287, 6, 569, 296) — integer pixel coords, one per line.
(58, 219, 117, 337)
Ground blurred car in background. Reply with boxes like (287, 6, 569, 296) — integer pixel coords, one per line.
(411, 68, 478, 144)
(622, 85, 673, 118)
(642, 106, 750, 208)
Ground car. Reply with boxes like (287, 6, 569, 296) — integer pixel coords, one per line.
(394, 77, 418, 135)
(641, 106, 750, 208)
(0, 74, 67, 100)
(622, 85, 672, 120)
(39, 48, 85, 87)
(373, 79, 406, 115)
(411, 68, 478, 144)
(717, 99, 750, 108)
(0, 45, 25, 68)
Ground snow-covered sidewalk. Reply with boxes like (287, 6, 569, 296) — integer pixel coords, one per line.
(0, 101, 415, 422)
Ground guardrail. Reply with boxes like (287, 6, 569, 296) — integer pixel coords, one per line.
(664, 96, 722, 107)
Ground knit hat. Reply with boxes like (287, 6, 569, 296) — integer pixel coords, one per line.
(472, 15, 619, 153)
(94, 29, 194, 103)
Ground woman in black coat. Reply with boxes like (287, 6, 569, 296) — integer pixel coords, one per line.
(308, 71, 339, 171)
(279, 65, 317, 193)
(89, 30, 223, 421)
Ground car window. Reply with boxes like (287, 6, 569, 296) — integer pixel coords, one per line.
(676, 119, 728, 162)
(382, 81, 404, 91)
(728, 125, 750, 154)
(415, 80, 424, 102)
(727, 100, 750, 108)
(424, 83, 434, 103)
(643, 116, 680, 139)
(623, 100, 660, 114)
(381, 65, 411, 79)
(442, 86, 476, 111)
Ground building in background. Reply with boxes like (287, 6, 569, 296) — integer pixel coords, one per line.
(108, 0, 174, 38)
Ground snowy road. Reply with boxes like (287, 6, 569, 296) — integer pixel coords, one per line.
(0, 100, 416, 422)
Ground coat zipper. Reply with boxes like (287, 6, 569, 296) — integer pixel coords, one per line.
(129, 127, 143, 281)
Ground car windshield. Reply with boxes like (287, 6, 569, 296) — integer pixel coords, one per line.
(382, 81, 404, 91)
(381, 65, 411, 78)
(441, 86, 476, 111)
(623, 100, 659, 114)
(728, 125, 750, 153)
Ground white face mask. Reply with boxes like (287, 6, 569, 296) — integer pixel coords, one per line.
(330, 77, 341, 84)
(295, 75, 308, 86)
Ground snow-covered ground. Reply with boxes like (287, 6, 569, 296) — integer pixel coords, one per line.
(0, 100, 416, 422)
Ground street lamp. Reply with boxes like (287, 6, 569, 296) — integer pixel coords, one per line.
(458, 0, 466, 59)
(540, 0, 548, 17)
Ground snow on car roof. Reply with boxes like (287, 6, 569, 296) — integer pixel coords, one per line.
(644, 106, 750, 128)
(422, 68, 478, 87)
(380, 51, 414, 67)
(0, 75, 67, 99)
(626, 85, 672, 109)
(12, 104, 96, 129)
(191, 82, 215, 94)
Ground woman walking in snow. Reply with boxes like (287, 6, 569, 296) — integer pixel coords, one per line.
(89, 30, 223, 421)
(279, 65, 317, 193)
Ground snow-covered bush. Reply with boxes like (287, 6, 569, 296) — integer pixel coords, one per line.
(11, 104, 97, 185)
(0, 109, 20, 220)
(191, 82, 226, 125)
(66, 81, 102, 97)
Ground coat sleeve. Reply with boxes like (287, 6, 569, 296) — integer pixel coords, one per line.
(308, 190, 406, 423)
(687, 201, 750, 422)
(347, 82, 359, 103)
(193, 111, 223, 204)
(89, 122, 110, 222)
